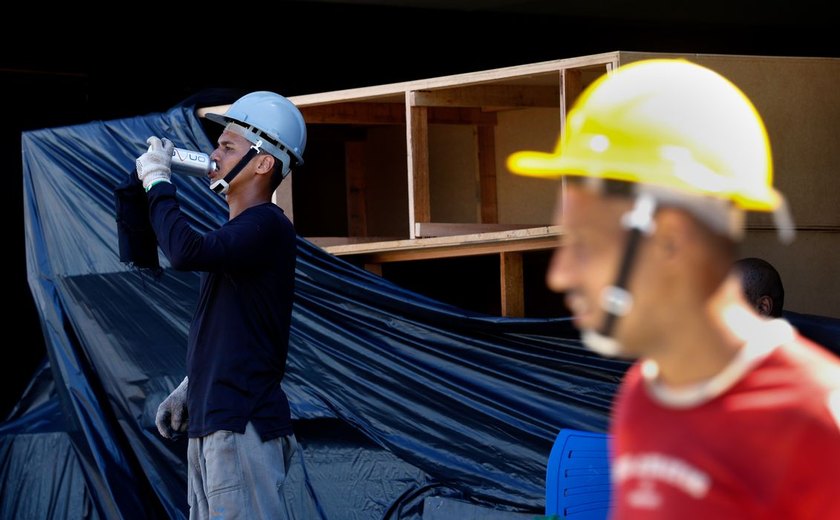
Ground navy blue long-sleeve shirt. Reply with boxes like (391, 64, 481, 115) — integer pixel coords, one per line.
(147, 182, 296, 441)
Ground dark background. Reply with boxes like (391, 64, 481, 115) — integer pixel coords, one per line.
(5, 0, 837, 418)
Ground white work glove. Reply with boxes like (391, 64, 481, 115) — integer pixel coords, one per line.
(136, 136, 174, 191)
(155, 376, 188, 439)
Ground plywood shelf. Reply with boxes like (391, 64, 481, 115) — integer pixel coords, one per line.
(199, 51, 840, 317)
(319, 225, 562, 262)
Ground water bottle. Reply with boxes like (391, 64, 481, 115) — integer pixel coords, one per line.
(171, 148, 217, 177)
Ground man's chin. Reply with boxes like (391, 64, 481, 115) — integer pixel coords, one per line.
(581, 329, 624, 358)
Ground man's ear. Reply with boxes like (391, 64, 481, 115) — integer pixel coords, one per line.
(655, 208, 733, 289)
(653, 208, 688, 259)
(756, 295, 773, 316)
(255, 154, 275, 175)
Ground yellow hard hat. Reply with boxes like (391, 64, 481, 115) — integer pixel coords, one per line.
(507, 59, 784, 214)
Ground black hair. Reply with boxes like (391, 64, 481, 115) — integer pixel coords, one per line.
(733, 257, 785, 317)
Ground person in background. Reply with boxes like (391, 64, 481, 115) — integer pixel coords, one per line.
(508, 59, 840, 518)
(137, 91, 307, 519)
(733, 256, 840, 357)
(732, 256, 784, 317)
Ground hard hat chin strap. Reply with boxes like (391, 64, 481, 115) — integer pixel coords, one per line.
(210, 141, 263, 195)
(594, 193, 658, 350)
(225, 122, 295, 178)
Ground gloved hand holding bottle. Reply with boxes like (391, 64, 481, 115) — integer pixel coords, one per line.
(136, 136, 174, 191)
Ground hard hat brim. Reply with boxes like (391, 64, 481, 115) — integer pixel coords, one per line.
(507, 149, 783, 214)
(205, 112, 231, 128)
(507, 150, 573, 180)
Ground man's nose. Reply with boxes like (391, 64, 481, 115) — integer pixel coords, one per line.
(546, 247, 572, 293)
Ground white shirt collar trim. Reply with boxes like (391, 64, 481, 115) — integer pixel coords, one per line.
(642, 319, 795, 408)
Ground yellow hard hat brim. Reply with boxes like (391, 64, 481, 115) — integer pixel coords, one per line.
(506, 150, 569, 179)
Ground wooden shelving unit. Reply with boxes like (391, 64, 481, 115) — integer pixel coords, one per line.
(199, 51, 840, 318)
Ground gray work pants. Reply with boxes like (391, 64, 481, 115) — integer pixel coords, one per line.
(187, 422, 297, 520)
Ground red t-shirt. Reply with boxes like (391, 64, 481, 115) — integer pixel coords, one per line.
(610, 320, 840, 519)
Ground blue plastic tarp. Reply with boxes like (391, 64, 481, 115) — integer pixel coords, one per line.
(24, 100, 840, 519)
